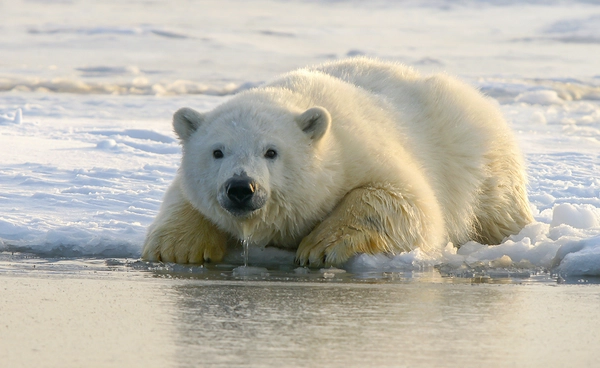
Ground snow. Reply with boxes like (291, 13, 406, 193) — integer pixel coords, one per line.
(1, 0, 599, 279)
(551, 203, 600, 229)
(515, 90, 565, 105)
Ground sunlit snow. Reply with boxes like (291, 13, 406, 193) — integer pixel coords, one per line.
(1, 0, 599, 279)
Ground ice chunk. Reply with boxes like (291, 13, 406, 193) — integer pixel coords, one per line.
(294, 267, 310, 275)
(0, 108, 22, 125)
(490, 255, 513, 268)
(553, 235, 600, 276)
(14, 108, 22, 124)
(551, 203, 600, 229)
(96, 139, 117, 149)
(319, 267, 346, 274)
(344, 253, 391, 272)
(232, 266, 269, 277)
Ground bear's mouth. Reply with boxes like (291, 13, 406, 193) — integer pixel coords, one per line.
(218, 175, 267, 217)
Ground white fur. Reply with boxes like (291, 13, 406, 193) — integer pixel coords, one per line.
(143, 57, 532, 263)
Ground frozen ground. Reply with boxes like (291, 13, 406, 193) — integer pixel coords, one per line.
(1, 0, 600, 281)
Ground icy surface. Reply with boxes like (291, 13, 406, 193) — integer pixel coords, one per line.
(232, 266, 270, 277)
(1, 0, 599, 279)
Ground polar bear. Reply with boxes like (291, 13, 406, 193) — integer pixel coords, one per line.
(142, 57, 533, 267)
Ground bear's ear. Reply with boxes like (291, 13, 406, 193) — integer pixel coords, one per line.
(295, 106, 331, 141)
(173, 107, 205, 141)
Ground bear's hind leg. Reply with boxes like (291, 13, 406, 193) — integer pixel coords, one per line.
(142, 200, 228, 264)
(472, 180, 533, 245)
(295, 184, 443, 267)
(470, 155, 534, 245)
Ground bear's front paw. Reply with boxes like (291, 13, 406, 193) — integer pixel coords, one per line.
(142, 225, 228, 264)
(295, 185, 429, 268)
(296, 223, 383, 268)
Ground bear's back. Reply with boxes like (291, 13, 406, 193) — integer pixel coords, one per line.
(313, 58, 528, 245)
(312, 57, 420, 95)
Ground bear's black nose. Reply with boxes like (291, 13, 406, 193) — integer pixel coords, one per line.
(226, 178, 256, 205)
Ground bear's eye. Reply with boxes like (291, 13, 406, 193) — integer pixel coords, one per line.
(213, 149, 224, 159)
(265, 149, 277, 159)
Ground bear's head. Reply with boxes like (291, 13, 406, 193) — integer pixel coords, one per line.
(173, 93, 337, 245)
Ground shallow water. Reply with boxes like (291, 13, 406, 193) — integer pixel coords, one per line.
(1, 253, 599, 368)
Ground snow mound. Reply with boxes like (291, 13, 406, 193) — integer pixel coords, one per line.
(0, 77, 259, 96)
(515, 90, 564, 105)
(343, 203, 600, 278)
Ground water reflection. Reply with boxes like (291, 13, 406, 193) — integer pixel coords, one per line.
(1, 253, 598, 367)
(168, 282, 514, 367)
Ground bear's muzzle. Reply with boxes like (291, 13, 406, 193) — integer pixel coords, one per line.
(220, 175, 266, 217)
